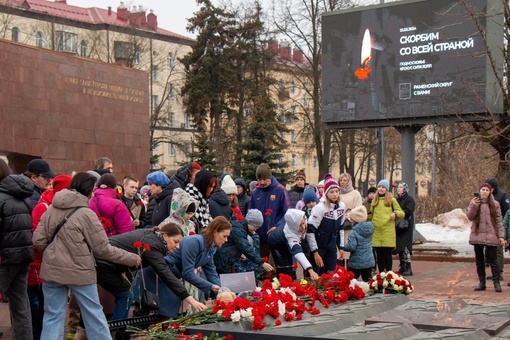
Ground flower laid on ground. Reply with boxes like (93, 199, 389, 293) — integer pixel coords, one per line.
(368, 270, 414, 295)
(137, 266, 366, 337)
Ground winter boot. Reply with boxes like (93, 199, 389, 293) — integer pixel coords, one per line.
(398, 261, 406, 274)
(401, 262, 413, 276)
(474, 280, 486, 291)
(490, 263, 502, 292)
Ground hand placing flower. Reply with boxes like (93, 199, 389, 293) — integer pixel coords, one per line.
(133, 240, 151, 257)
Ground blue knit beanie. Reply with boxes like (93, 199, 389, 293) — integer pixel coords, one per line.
(303, 187, 318, 204)
(146, 171, 170, 188)
(377, 179, 390, 191)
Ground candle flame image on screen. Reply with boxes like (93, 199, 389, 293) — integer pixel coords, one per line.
(354, 28, 372, 80)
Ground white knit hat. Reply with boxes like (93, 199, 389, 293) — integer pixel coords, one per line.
(221, 175, 237, 195)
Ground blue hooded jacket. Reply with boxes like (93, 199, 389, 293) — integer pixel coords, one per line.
(341, 221, 375, 270)
(249, 177, 290, 243)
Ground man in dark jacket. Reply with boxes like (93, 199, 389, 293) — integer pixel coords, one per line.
(249, 163, 291, 258)
(287, 169, 307, 208)
(486, 177, 510, 281)
(24, 158, 56, 208)
(0, 171, 35, 340)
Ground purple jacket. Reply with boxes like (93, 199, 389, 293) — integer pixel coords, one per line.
(249, 177, 290, 243)
(90, 188, 132, 237)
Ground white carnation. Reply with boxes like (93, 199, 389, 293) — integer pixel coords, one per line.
(231, 310, 241, 323)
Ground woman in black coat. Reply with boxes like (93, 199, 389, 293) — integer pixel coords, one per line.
(95, 223, 207, 319)
(394, 182, 416, 275)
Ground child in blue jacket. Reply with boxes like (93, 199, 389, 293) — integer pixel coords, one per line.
(340, 205, 375, 282)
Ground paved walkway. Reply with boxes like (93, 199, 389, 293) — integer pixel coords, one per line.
(1, 258, 509, 339)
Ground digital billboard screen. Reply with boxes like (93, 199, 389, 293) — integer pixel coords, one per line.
(322, 0, 503, 128)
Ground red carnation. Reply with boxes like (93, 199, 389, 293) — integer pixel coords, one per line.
(143, 244, 151, 252)
(293, 263, 298, 270)
(137, 200, 144, 206)
(262, 257, 268, 263)
(133, 241, 143, 248)
(188, 231, 196, 235)
(265, 208, 273, 216)
(275, 320, 282, 326)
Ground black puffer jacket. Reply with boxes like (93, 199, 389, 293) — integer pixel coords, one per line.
(235, 178, 251, 217)
(209, 189, 232, 220)
(0, 175, 34, 265)
(288, 184, 305, 208)
(96, 229, 189, 300)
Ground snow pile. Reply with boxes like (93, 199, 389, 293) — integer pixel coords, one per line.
(432, 208, 470, 230)
(416, 208, 473, 257)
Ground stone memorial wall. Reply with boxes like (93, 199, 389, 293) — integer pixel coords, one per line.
(0, 39, 150, 179)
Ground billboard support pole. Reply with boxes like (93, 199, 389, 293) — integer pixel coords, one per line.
(376, 128, 384, 182)
(396, 125, 424, 198)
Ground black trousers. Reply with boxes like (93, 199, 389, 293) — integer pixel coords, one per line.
(475, 244, 498, 281)
(374, 247, 393, 273)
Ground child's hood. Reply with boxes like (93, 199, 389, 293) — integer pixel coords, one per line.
(170, 188, 198, 218)
(284, 209, 305, 233)
(354, 221, 374, 238)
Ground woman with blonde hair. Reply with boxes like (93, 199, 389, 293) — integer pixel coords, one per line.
(369, 179, 404, 273)
(468, 182, 505, 292)
(338, 173, 362, 266)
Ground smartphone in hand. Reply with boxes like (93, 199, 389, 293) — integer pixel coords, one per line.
(474, 192, 481, 199)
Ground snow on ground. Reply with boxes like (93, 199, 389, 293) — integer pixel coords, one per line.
(416, 223, 473, 257)
(415, 208, 474, 257)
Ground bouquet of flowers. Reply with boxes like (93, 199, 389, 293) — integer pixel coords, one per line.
(368, 270, 414, 295)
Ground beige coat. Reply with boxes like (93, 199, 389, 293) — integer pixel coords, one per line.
(33, 189, 138, 285)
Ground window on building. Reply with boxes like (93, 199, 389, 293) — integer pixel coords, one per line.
(291, 131, 296, 143)
(168, 143, 176, 157)
(35, 31, 44, 48)
(183, 144, 190, 157)
(152, 95, 159, 110)
(152, 66, 159, 82)
(292, 154, 297, 167)
(185, 114, 191, 128)
(291, 106, 296, 114)
(302, 155, 307, 165)
(168, 112, 175, 127)
(281, 131, 286, 140)
(290, 81, 296, 94)
(167, 52, 174, 68)
(313, 156, 318, 168)
(302, 95, 307, 107)
(55, 31, 77, 53)
(134, 51, 141, 65)
(167, 82, 174, 99)
(11, 27, 19, 42)
(80, 40, 88, 57)
(279, 79, 285, 92)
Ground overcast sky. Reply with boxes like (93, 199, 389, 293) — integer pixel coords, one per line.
(66, 0, 201, 38)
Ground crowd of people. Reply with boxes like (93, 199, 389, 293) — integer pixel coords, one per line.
(1, 157, 423, 339)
